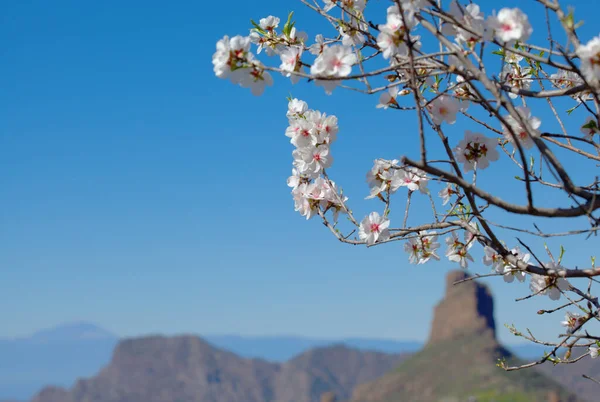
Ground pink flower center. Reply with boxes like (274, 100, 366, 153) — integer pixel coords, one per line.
(370, 223, 380, 233)
(501, 23, 513, 32)
(313, 153, 321, 161)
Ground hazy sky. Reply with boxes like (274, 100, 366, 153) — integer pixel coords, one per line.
(2, 0, 599, 345)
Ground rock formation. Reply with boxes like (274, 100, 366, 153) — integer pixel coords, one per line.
(428, 270, 495, 344)
(349, 270, 580, 402)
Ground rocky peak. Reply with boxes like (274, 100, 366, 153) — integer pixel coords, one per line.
(428, 270, 496, 345)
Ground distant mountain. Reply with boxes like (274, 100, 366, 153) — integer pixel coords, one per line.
(0, 325, 419, 401)
(350, 270, 581, 402)
(30, 335, 407, 402)
(25, 322, 116, 343)
(0, 323, 118, 401)
(203, 335, 421, 362)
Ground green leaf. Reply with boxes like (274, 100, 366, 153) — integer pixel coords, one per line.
(283, 11, 294, 37)
(492, 49, 505, 56)
(250, 19, 266, 35)
(558, 245, 566, 264)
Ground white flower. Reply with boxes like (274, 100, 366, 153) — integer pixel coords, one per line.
(359, 212, 391, 245)
(311, 44, 356, 76)
(366, 159, 404, 199)
(377, 12, 418, 59)
(483, 246, 504, 272)
(286, 118, 317, 148)
(292, 183, 319, 220)
(339, 18, 367, 47)
(454, 130, 499, 172)
(428, 95, 460, 125)
(576, 36, 600, 86)
(502, 106, 541, 149)
(280, 46, 303, 84)
(501, 246, 529, 283)
(438, 184, 459, 206)
(580, 116, 599, 141)
(324, 0, 366, 12)
(590, 345, 600, 359)
(287, 168, 309, 189)
(311, 45, 357, 94)
(529, 263, 570, 300)
(445, 232, 474, 269)
(500, 63, 533, 99)
(404, 231, 441, 264)
(387, 0, 428, 17)
(399, 167, 428, 193)
(376, 87, 400, 109)
(286, 98, 308, 121)
(293, 144, 333, 174)
(309, 34, 326, 56)
(488, 8, 532, 43)
(238, 60, 274, 96)
(560, 312, 584, 334)
(443, 1, 489, 46)
(259, 16, 280, 32)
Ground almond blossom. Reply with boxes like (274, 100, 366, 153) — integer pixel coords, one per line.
(366, 159, 403, 199)
(286, 98, 308, 121)
(339, 18, 367, 47)
(239, 60, 274, 96)
(500, 63, 533, 99)
(376, 87, 400, 109)
(428, 95, 460, 125)
(310, 45, 357, 94)
(445, 232, 474, 269)
(502, 106, 541, 149)
(529, 263, 570, 301)
(500, 246, 529, 283)
(377, 11, 418, 60)
(293, 144, 333, 174)
(443, 1, 489, 47)
(454, 130, 499, 172)
(404, 231, 441, 264)
(279, 46, 304, 84)
(309, 34, 326, 56)
(359, 212, 391, 245)
(561, 312, 585, 334)
(399, 167, 429, 194)
(438, 184, 460, 206)
(487, 8, 532, 44)
(576, 35, 600, 86)
(590, 346, 600, 359)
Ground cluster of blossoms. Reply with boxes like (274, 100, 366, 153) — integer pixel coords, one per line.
(483, 246, 529, 284)
(377, 5, 420, 61)
(286, 99, 347, 220)
(444, 230, 475, 269)
(212, 36, 273, 96)
(214, 2, 600, 356)
(500, 51, 534, 99)
(366, 159, 428, 199)
(404, 231, 441, 264)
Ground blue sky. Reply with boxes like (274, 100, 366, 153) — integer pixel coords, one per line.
(1, 0, 599, 345)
